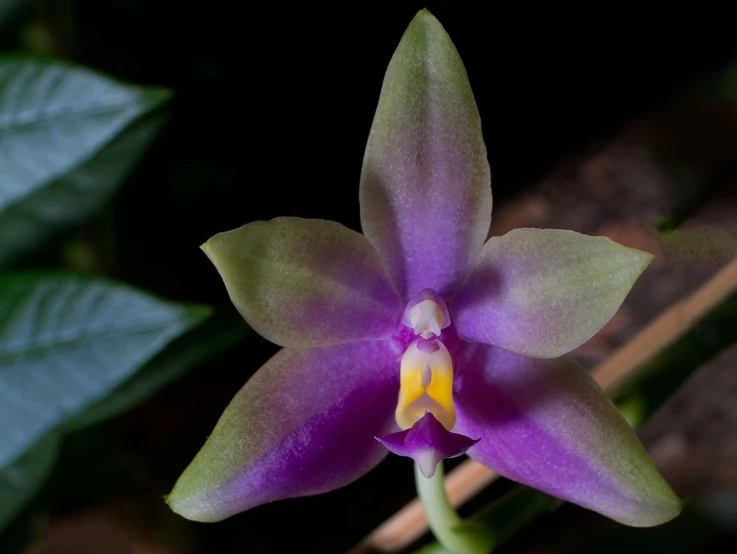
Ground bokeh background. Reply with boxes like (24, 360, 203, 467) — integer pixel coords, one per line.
(2, 1, 737, 553)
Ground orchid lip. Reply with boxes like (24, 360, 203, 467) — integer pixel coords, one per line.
(395, 337, 455, 431)
(377, 412, 479, 478)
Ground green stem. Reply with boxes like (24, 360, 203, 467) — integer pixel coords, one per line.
(415, 462, 493, 554)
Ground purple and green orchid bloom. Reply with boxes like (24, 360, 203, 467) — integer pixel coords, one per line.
(167, 11, 681, 529)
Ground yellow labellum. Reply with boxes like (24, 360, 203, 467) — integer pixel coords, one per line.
(395, 339, 455, 430)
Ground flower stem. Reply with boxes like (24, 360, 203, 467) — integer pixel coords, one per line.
(415, 462, 493, 554)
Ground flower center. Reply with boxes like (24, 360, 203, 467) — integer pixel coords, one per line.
(408, 300, 446, 338)
(396, 338, 455, 430)
(401, 288, 450, 338)
(396, 290, 455, 431)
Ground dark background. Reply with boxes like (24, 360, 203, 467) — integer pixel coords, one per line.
(3, 1, 737, 552)
(12, 2, 731, 299)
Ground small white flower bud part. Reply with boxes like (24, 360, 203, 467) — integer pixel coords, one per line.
(402, 288, 451, 338)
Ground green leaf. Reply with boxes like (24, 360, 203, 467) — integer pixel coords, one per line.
(0, 0, 27, 30)
(0, 109, 166, 266)
(0, 56, 169, 266)
(0, 272, 209, 471)
(66, 312, 248, 432)
(0, 434, 60, 532)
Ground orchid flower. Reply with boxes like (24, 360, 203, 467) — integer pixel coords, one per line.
(167, 10, 681, 530)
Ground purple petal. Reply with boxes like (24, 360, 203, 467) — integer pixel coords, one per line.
(452, 228, 653, 358)
(359, 11, 492, 300)
(453, 343, 681, 527)
(377, 412, 478, 478)
(201, 217, 403, 347)
(167, 340, 401, 522)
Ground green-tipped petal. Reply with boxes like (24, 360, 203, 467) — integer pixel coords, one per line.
(202, 217, 402, 347)
(167, 341, 399, 521)
(453, 228, 653, 358)
(455, 344, 682, 527)
(360, 10, 492, 300)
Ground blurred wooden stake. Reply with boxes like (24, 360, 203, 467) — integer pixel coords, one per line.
(349, 461, 497, 553)
(351, 255, 737, 553)
(593, 255, 737, 390)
